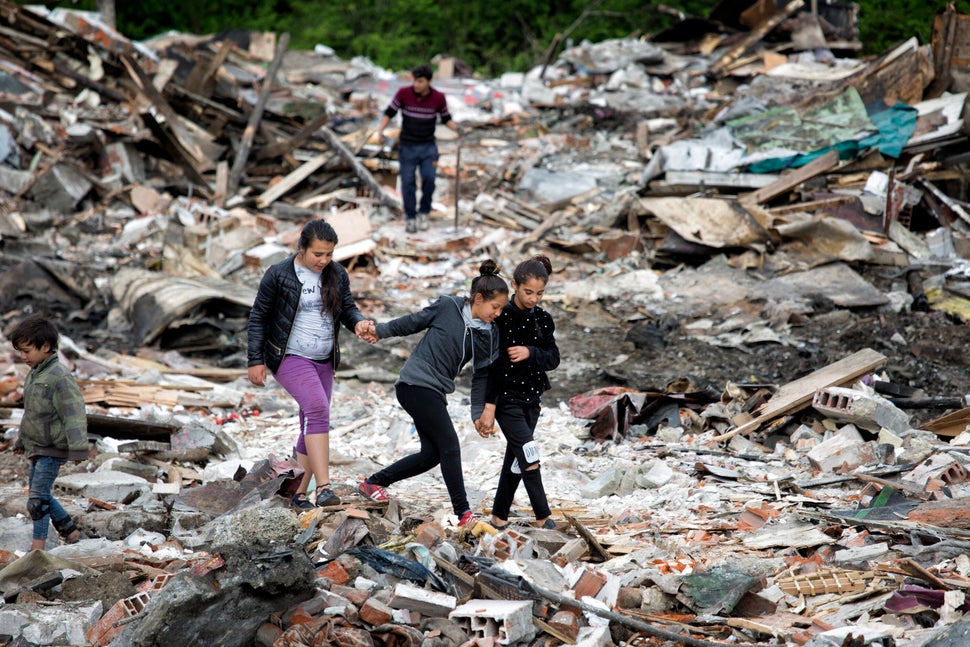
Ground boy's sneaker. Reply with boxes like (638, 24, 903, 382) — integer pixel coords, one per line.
(458, 510, 479, 527)
(405, 219, 417, 233)
(357, 481, 389, 502)
(315, 488, 341, 507)
(291, 492, 315, 510)
(417, 213, 430, 230)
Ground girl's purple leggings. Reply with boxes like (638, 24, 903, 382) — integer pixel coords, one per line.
(273, 355, 334, 455)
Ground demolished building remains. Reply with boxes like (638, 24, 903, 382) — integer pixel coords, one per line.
(2, 0, 970, 645)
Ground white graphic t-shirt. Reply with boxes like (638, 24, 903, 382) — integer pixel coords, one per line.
(285, 260, 334, 360)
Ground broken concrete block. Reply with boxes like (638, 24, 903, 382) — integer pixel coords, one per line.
(806, 425, 869, 474)
(579, 468, 622, 499)
(813, 386, 910, 433)
(110, 544, 316, 646)
(0, 600, 102, 646)
(553, 538, 588, 567)
(574, 623, 612, 647)
(640, 585, 674, 613)
(547, 609, 580, 641)
(28, 162, 93, 212)
(449, 599, 535, 645)
(0, 165, 32, 195)
(388, 582, 456, 617)
(907, 453, 969, 491)
(55, 469, 151, 503)
(636, 459, 674, 488)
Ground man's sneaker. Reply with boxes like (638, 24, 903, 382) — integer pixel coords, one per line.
(315, 487, 341, 507)
(417, 213, 430, 231)
(291, 492, 315, 510)
(458, 510, 479, 527)
(540, 518, 557, 529)
(357, 481, 389, 502)
(405, 219, 417, 233)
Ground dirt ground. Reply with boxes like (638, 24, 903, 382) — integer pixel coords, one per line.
(494, 263, 970, 430)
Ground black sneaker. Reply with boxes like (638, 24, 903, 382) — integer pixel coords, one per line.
(315, 488, 341, 507)
(291, 492, 314, 510)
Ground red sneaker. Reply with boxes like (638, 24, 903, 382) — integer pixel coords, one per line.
(458, 510, 479, 527)
(357, 481, 389, 502)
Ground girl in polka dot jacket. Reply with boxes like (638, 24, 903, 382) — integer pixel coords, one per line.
(474, 255, 560, 529)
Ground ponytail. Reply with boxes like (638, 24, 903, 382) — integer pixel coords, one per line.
(470, 259, 509, 302)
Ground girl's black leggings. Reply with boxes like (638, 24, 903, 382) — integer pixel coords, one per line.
(368, 383, 470, 517)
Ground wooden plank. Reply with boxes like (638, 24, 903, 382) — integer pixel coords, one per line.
(741, 149, 840, 206)
(185, 38, 233, 97)
(255, 152, 329, 208)
(920, 406, 970, 437)
(664, 170, 780, 190)
(711, 348, 887, 442)
(318, 126, 402, 214)
(255, 112, 331, 161)
(767, 195, 857, 215)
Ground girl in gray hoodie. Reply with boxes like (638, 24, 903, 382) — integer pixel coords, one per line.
(357, 260, 508, 526)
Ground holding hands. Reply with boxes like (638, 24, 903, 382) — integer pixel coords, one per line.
(356, 320, 379, 344)
(475, 404, 498, 438)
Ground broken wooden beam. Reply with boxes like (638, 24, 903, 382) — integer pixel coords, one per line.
(741, 149, 840, 207)
(318, 126, 402, 214)
(255, 152, 333, 209)
(229, 32, 290, 195)
(709, 0, 805, 76)
(563, 513, 611, 563)
(712, 348, 887, 442)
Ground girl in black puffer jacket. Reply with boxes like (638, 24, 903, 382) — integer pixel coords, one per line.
(247, 220, 369, 509)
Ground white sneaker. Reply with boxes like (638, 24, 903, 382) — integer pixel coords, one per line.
(405, 219, 417, 233)
(417, 213, 430, 231)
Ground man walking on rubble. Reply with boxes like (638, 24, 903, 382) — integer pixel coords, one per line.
(376, 63, 460, 234)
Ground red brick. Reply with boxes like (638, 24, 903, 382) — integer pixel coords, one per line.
(86, 599, 128, 647)
(359, 597, 394, 625)
(415, 521, 444, 547)
(317, 560, 351, 585)
(331, 583, 372, 607)
(573, 568, 607, 599)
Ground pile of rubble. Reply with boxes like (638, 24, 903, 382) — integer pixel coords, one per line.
(2, 0, 970, 646)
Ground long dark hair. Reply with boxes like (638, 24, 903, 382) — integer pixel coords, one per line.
(513, 255, 552, 285)
(299, 220, 341, 316)
(470, 259, 508, 302)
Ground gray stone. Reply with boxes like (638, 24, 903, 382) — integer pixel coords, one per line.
(0, 600, 101, 645)
(110, 543, 316, 647)
(56, 470, 151, 503)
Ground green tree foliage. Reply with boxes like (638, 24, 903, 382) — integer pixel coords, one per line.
(858, 0, 970, 55)
(27, 0, 970, 75)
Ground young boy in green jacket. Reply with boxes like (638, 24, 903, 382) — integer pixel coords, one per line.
(10, 314, 88, 551)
